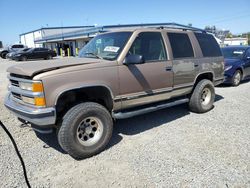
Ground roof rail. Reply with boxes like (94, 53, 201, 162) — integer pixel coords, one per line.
(156, 22, 206, 33)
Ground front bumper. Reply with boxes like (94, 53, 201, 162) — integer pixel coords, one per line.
(4, 93, 56, 127)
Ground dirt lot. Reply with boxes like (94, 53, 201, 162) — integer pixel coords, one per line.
(0, 58, 249, 188)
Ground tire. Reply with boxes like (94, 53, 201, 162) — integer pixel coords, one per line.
(57, 102, 113, 159)
(189, 79, 215, 113)
(231, 70, 242, 86)
(1, 51, 8, 59)
(21, 56, 27, 61)
(45, 54, 52, 60)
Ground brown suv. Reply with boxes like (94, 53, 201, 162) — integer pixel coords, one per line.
(5, 26, 224, 159)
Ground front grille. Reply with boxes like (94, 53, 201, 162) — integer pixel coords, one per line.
(10, 79, 19, 87)
(10, 73, 32, 80)
(12, 92, 22, 100)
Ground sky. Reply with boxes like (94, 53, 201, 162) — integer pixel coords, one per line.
(0, 0, 250, 45)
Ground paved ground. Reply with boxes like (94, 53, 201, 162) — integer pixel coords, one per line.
(0, 58, 249, 188)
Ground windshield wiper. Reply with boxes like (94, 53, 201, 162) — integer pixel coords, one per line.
(84, 52, 103, 59)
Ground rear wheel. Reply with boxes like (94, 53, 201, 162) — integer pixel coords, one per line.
(232, 70, 242, 86)
(57, 102, 113, 159)
(46, 54, 52, 60)
(189, 79, 215, 113)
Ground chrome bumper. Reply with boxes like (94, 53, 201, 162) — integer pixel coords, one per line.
(4, 93, 56, 126)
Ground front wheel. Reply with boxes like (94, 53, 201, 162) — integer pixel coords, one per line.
(189, 79, 215, 113)
(1, 51, 8, 59)
(57, 102, 113, 159)
(21, 56, 27, 61)
(232, 70, 242, 86)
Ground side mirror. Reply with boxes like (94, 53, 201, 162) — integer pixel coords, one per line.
(124, 54, 145, 65)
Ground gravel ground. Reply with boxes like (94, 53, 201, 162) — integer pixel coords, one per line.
(0, 58, 249, 188)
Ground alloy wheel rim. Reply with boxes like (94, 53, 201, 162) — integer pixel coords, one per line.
(234, 72, 241, 85)
(76, 117, 104, 147)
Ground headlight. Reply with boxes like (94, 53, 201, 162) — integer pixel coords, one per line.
(19, 82, 33, 91)
(19, 82, 44, 92)
(19, 81, 46, 107)
(225, 65, 232, 71)
(21, 96, 46, 107)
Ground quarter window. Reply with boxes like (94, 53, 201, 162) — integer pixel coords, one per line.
(195, 33, 222, 57)
(168, 33, 194, 59)
(128, 32, 167, 62)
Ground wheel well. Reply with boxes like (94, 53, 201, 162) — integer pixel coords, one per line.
(55, 86, 113, 121)
(0, 50, 8, 56)
(194, 72, 213, 86)
(236, 68, 243, 75)
(1, 50, 8, 54)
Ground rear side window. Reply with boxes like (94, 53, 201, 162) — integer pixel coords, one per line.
(168, 33, 194, 59)
(195, 33, 222, 57)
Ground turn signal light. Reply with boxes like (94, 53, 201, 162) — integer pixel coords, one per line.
(32, 83, 44, 92)
(34, 97, 46, 106)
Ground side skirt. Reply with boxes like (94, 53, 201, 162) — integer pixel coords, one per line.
(112, 98, 189, 119)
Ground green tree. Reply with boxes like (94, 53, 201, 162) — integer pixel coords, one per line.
(226, 33, 233, 38)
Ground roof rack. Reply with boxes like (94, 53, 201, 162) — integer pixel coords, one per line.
(156, 22, 206, 33)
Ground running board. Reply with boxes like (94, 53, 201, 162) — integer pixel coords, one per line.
(112, 98, 189, 119)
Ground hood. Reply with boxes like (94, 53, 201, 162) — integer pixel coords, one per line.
(224, 58, 242, 67)
(7, 57, 103, 77)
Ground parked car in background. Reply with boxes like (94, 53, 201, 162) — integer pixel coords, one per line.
(222, 46, 250, 86)
(12, 47, 57, 61)
(0, 44, 27, 59)
(6, 48, 31, 60)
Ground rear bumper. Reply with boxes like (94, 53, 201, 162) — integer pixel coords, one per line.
(4, 93, 56, 127)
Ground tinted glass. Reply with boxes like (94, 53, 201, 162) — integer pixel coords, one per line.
(33, 48, 40, 51)
(128, 32, 167, 61)
(12, 45, 24, 48)
(168, 33, 194, 58)
(221, 47, 246, 59)
(195, 33, 222, 57)
(40, 48, 48, 51)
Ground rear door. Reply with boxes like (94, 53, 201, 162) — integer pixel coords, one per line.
(118, 31, 173, 109)
(167, 32, 197, 89)
(33, 48, 46, 59)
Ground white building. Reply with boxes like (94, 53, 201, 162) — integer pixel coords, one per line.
(20, 26, 94, 56)
(224, 37, 248, 46)
(20, 23, 212, 56)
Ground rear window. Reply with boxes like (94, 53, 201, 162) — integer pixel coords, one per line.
(195, 33, 222, 57)
(12, 44, 24, 48)
(168, 33, 194, 59)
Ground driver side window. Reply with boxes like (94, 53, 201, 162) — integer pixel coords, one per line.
(128, 32, 167, 62)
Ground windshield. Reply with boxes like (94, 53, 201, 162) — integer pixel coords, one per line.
(79, 32, 132, 60)
(221, 47, 246, 59)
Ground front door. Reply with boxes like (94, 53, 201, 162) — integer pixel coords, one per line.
(243, 48, 250, 77)
(118, 32, 173, 109)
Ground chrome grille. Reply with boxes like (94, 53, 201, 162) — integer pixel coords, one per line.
(12, 92, 22, 100)
(10, 79, 19, 87)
